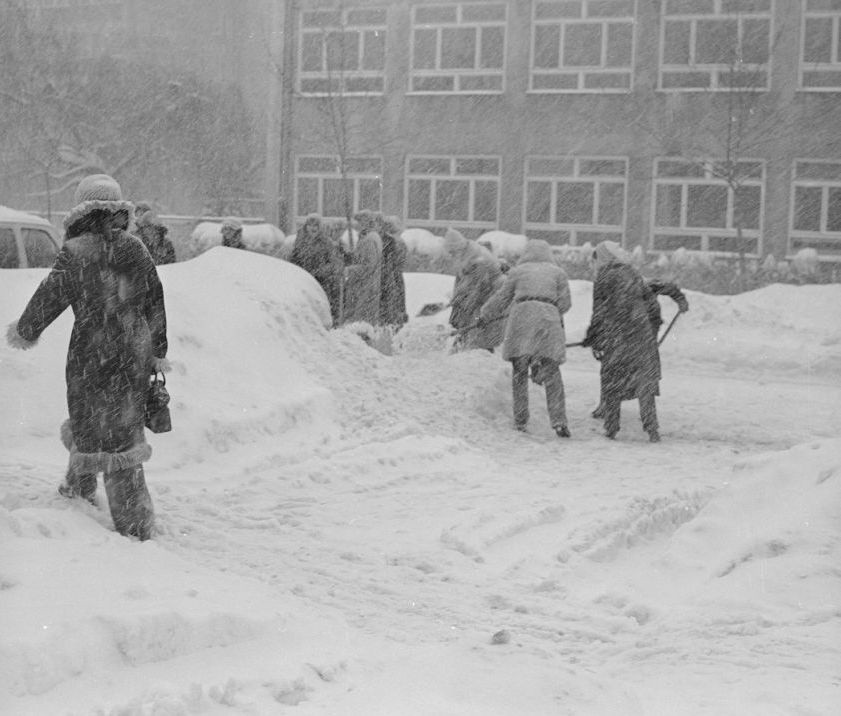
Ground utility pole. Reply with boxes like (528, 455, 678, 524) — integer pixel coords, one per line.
(264, 0, 285, 227)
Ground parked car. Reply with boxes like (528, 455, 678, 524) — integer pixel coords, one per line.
(0, 206, 61, 269)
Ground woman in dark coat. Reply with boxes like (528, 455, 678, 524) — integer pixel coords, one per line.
(6, 174, 168, 539)
(481, 239, 572, 436)
(379, 215, 408, 328)
(583, 241, 661, 442)
(291, 214, 344, 326)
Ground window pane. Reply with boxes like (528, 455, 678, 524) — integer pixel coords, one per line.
(526, 181, 552, 223)
(22, 229, 57, 268)
(358, 178, 381, 212)
(695, 20, 738, 64)
(407, 179, 431, 219)
(794, 186, 822, 231)
(606, 22, 632, 67)
(0, 228, 19, 268)
(297, 177, 319, 216)
(563, 24, 602, 66)
(597, 182, 625, 226)
(686, 185, 728, 228)
(326, 31, 359, 71)
(301, 33, 323, 71)
(741, 19, 769, 64)
(534, 24, 560, 68)
(362, 30, 385, 70)
(804, 17, 832, 63)
(474, 181, 498, 222)
(413, 28, 437, 69)
(435, 180, 470, 221)
(480, 26, 505, 69)
(655, 184, 683, 227)
(827, 188, 841, 232)
(556, 182, 594, 224)
(733, 185, 761, 230)
(323, 177, 351, 217)
(663, 20, 690, 64)
(441, 27, 476, 69)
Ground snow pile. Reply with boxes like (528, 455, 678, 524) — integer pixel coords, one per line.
(401, 227, 443, 258)
(477, 230, 528, 262)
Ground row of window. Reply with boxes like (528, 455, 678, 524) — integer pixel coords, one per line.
(297, 0, 841, 95)
(294, 155, 841, 259)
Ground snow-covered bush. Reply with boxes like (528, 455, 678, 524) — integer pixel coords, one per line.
(477, 230, 528, 263)
(186, 221, 286, 259)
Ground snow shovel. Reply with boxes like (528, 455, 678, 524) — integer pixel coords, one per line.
(658, 311, 682, 346)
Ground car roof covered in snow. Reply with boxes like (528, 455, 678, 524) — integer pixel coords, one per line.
(0, 206, 55, 227)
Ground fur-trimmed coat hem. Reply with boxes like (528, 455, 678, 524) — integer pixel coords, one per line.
(61, 420, 152, 473)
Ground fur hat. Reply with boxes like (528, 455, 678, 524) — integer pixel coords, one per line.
(221, 216, 243, 233)
(63, 174, 134, 231)
(381, 215, 402, 236)
(443, 227, 468, 254)
(135, 209, 158, 227)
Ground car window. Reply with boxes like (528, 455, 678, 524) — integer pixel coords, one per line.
(22, 228, 59, 267)
(0, 227, 20, 268)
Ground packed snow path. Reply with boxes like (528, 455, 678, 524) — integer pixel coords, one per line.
(2, 251, 839, 714)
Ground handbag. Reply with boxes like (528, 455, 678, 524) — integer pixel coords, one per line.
(145, 371, 171, 433)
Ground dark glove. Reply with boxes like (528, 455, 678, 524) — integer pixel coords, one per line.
(475, 316, 487, 329)
(677, 297, 689, 313)
(592, 347, 604, 361)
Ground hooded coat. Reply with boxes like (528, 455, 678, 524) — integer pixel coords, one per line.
(13, 211, 168, 472)
(135, 214, 176, 266)
(344, 223, 383, 325)
(481, 239, 571, 363)
(291, 216, 344, 324)
(445, 228, 505, 351)
(585, 241, 661, 402)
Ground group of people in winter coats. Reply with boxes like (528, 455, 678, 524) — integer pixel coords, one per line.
(290, 210, 408, 330)
(446, 231, 688, 443)
(6, 171, 686, 542)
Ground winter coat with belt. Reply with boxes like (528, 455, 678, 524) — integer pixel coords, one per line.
(13, 224, 168, 471)
(481, 239, 571, 363)
(585, 260, 661, 402)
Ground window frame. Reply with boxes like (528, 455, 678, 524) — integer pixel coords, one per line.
(658, 1, 773, 92)
(297, 6, 388, 97)
(528, 0, 636, 94)
(522, 155, 629, 246)
(408, 2, 507, 95)
(650, 157, 765, 256)
(799, 4, 841, 92)
(789, 159, 841, 261)
(403, 154, 501, 232)
(294, 155, 383, 224)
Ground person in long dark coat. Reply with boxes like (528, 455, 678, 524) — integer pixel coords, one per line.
(583, 241, 662, 442)
(134, 207, 176, 265)
(444, 228, 505, 352)
(221, 216, 246, 249)
(379, 215, 408, 328)
(343, 210, 383, 325)
(591, 277, 689, 419)
(481, 239, 572, 436)
(291, 214, 344, 326)
(6, 174, 168, 539)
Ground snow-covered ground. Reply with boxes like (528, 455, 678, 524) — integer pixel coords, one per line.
(1, 248, 840, 716)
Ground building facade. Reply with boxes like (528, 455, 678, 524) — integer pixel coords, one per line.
(275, 0, 841, 261)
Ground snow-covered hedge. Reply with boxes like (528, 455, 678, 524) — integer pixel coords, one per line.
(185, 221, 287, 260)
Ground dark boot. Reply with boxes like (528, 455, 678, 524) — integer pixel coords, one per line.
(554, 425, 571, 438)
(103, 465, 154, 540)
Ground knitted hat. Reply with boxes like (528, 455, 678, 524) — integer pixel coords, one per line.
(382, 215, 402, 236)
(221, 216, 243, 232)
(593, 240, 630, 269)
(135, 209, 158, 227)
(63, 174, 134, 230)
